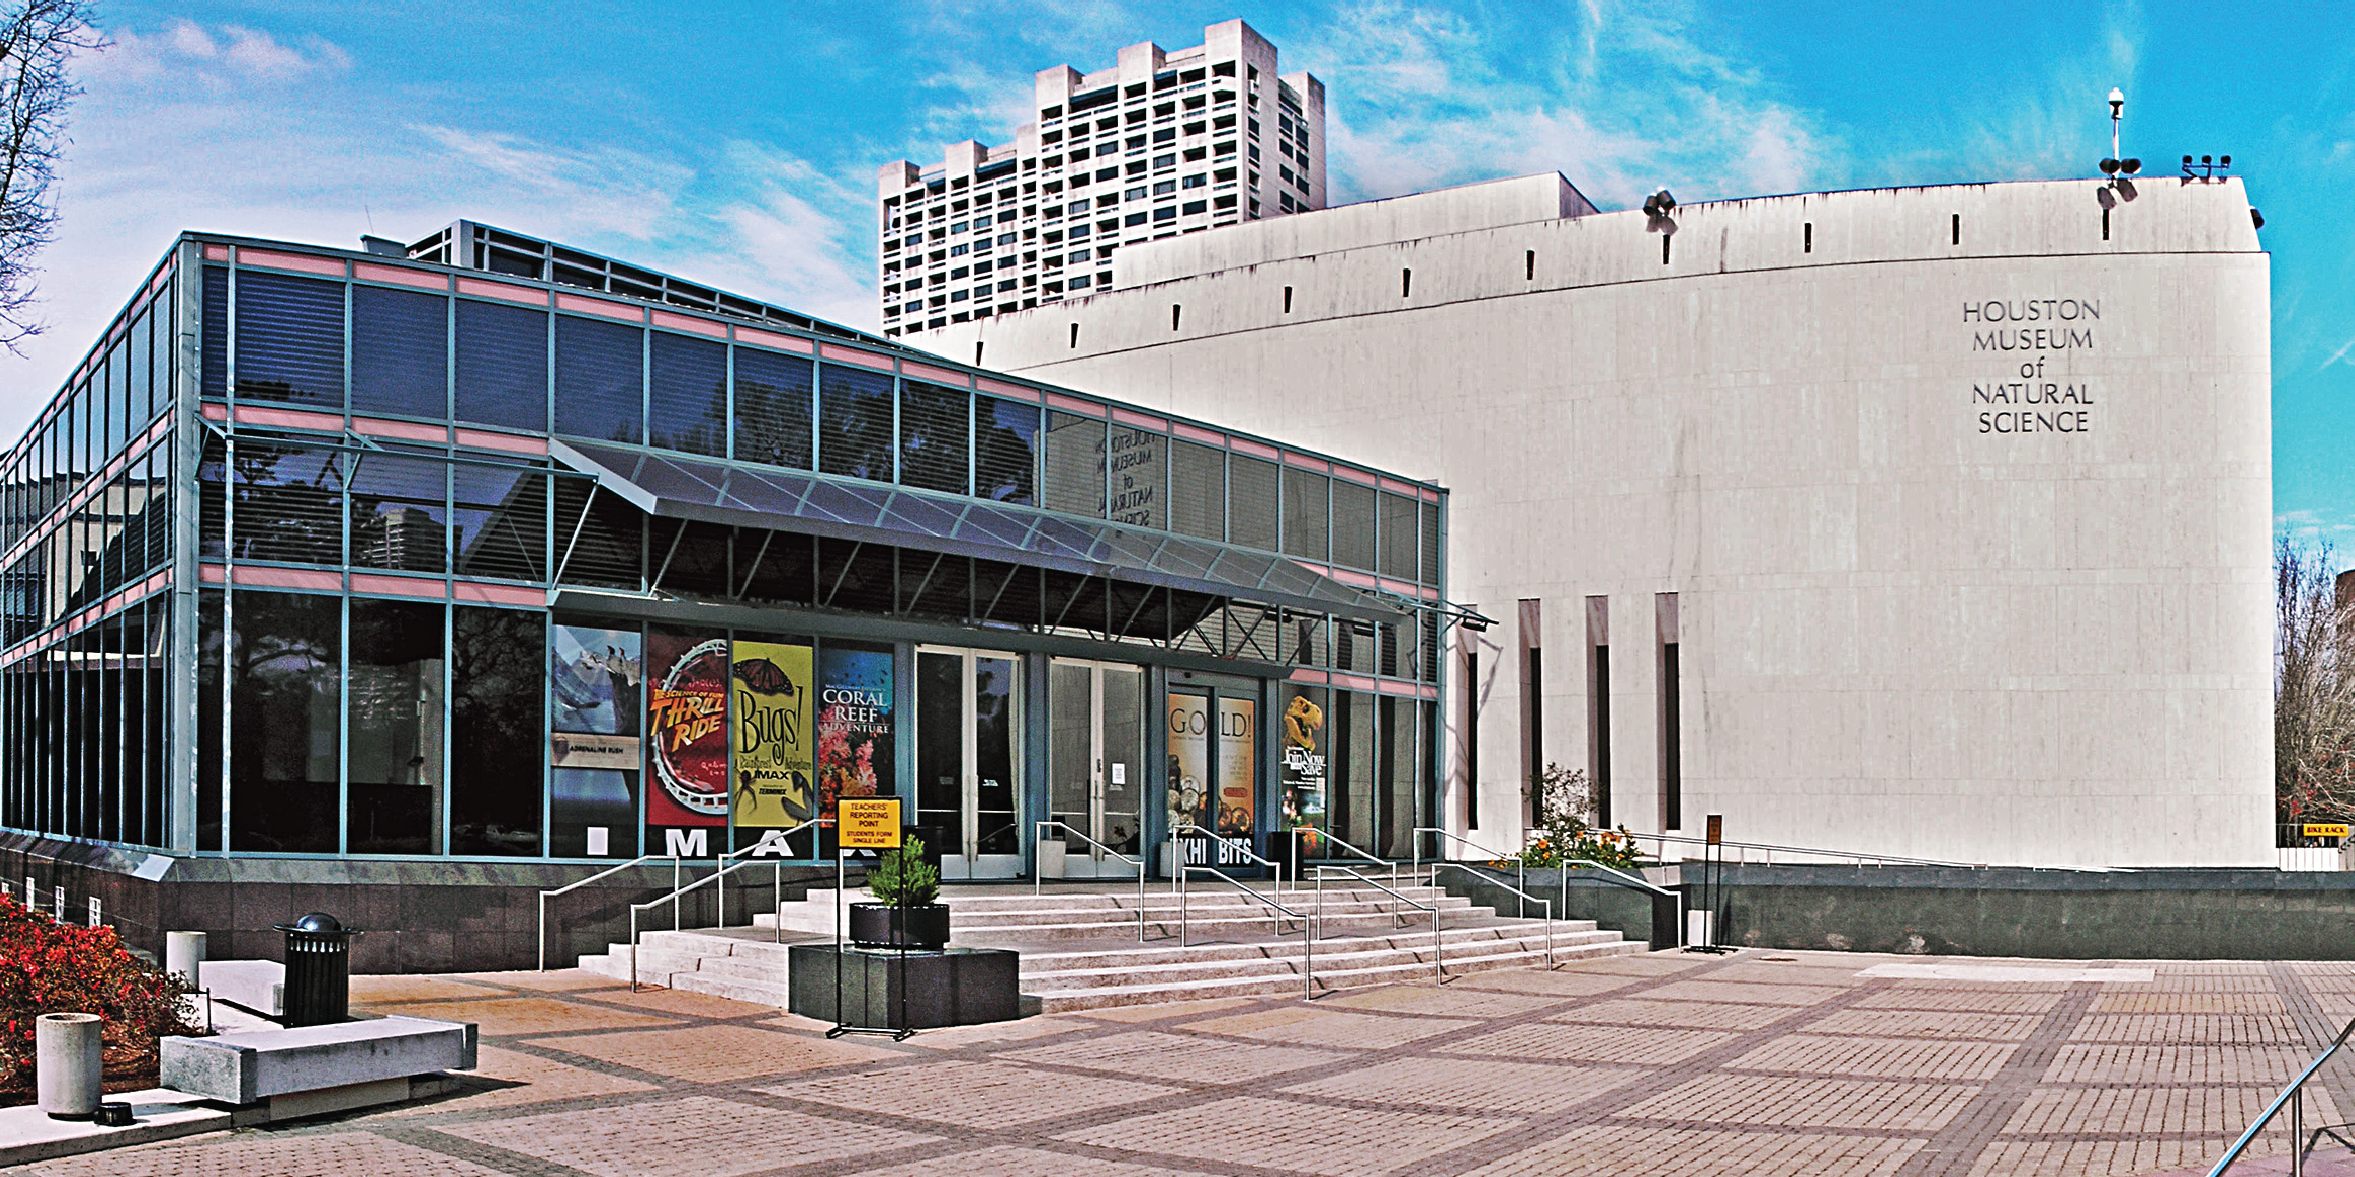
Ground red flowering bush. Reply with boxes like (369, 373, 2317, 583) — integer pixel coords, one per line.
(0, 895, 197, 1097)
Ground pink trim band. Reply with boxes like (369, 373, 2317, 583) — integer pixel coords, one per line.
(352, 416, 450, 442)
(1283, 451, 1328, 472)
(203, 244, 230, 261)
(454, 581, 545, 606)
(976, 378, 1037, 402)
(1229, 437, 1279, 461)
(819, 343, 893, 370)
(241, 249, 346, 278)
(233, 566, 342, 591)
(355, 262, 450, 291)
(735, 327, 813, 354)
(1045, 392, 1103, 417)
(1333, 465, 1377, 486)
(652, 310, 726, 338)
(457, 277, 548, 305)
(456, 428, 548, 456)
(1171, 422, 1224, 447)
(201, 403, 228, 421)
(557, 292, 645, 322)
(899, 361, 969, 387)
(234, 404, 343, 432)
(1111, 408, 1167, 432)
(351, 573, 448, 599)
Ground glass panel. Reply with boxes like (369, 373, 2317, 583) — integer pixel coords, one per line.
(1420, 501, 1440, 584)
(1332, 478, 1376, 571)
(348, 598, 444, 854)
(1101, 666, 1142, 853)
(1214, 695, 1255, 839)
(1282, 466, 1328, 561)
(898, 381, 970, 495)
(352, 285, 448, 419)
(1169, 441, 1223, 540)
(232, 441, 345, 565)
(648, 332, 726, 456)
(1107, 425, 1163, 529)
(1047, 662, 1090, 853)
(451, 605, 543, 855)
(549, 621, 642, 859)
(975, 398, 1038, 505)
(1378, 492, 1417, 580)
(1229, 455, 1277, 551)
(1381, 695, 1418, 858)
(1041, 411, 1104, 518)
(128, 309, 151, 435)
(201, 266, 227, 400)
(555, 315, 644, 443)
(1332, 689, 1375, 852)
(234, 271, 343, 407)
(914, 651, 961, 844)
(229, 590, 338, 853)
(732, 348, 813, 470)
(198, 588, 223, 850)
(552, 475, 640, 589)
(349, 452, 448, 573)
(452, 463, 545, 582)
(104, 337, 129, 459)
(975, 655, 1019, 854)
(818, 365, 894, 481)
(1279, 684, 1328, 838)
(455, 300, 547, 431)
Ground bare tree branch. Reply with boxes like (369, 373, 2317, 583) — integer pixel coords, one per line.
(0, 0, 105, 352)
(2276, 537, 2355, 830)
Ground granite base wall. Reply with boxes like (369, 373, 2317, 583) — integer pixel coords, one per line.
(0, 833, 836, 973)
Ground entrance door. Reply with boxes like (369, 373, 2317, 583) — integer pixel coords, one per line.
(1048, 661, 1145, 877)
(915, 648, 1024, 880)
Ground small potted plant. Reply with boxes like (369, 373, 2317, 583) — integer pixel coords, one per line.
(848, 836, 949, 950)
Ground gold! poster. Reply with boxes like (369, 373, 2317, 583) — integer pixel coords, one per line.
(731, 641, 814, 827)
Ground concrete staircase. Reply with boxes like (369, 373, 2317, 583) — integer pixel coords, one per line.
(575, 879, 1647, 1012)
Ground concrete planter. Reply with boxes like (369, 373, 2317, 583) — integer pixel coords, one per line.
(848, 903, 950, 949)
(35, 1012, 101, 1120)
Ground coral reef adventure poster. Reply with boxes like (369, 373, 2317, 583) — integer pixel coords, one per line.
(732, 639, 814, 828)
(646, 628, 730, 828)
(816, 644, 895, 820)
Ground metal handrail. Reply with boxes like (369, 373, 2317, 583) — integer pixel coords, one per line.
(1177, 862, 1313, 1000)
(627, 818, 833, 991)
(1618, 829, 1985, 869)
(1422, 860, 1554, 967)
(1413, 828, 1531, 913)
(1036, 820, 1148, 943)
(713, 818, 827, 932)
(1171, 822, 1286, 893)
(1291, 827, 1397, 882)
(537, 853, 684, 972)
(1312, 864, 1443, 981)
(2207, 1014, 2355, 1176)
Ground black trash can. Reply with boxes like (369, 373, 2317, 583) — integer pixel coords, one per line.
(275, 913, 357, 1027)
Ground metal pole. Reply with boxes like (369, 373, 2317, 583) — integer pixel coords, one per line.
(537, 893, 546, 972)
(2293, 1086, 2305, 1177)
(1136, 848, 1146, 944)
(1034, 822, 1044, 896)
(628, 908, 639, 992)
(1179, 867, 1189, 948)
(672, 857, 681, 931)
(774, 862, 782, 944)
(1544, 898, 1554, 967)
(1433, 898, 1442, 980)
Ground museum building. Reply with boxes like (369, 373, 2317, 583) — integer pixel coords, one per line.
(0, 224, 1447, 967)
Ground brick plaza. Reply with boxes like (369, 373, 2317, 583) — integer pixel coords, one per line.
(22, 949, 2351, 1177)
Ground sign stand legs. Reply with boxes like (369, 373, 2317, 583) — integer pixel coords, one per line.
(827, 801, 917, 1042)
(1684, 813, 1734, 955)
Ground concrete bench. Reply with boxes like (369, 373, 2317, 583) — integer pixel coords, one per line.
(197, 959, 284, 1017)
(161, 1015, 477, 1121)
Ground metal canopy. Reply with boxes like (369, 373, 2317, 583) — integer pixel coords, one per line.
(548, 439, 1409, 624)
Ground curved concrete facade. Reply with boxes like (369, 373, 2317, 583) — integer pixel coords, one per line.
(911, 176, 2274, 868)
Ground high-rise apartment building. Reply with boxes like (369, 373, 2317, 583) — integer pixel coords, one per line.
(876, 19, 1325, 338)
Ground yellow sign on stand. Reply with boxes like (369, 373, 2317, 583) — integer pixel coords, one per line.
(2303, 823, 2350, 840)
(839, 799, 903, 848)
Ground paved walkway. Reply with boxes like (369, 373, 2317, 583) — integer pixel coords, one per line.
(16, 950, 2355, 1177)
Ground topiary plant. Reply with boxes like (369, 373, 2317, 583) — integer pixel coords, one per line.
(867, 837, 941, 906)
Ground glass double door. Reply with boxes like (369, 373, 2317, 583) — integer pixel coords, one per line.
(915, 648, 1023, 880)
(1048, 660, 1145, 877)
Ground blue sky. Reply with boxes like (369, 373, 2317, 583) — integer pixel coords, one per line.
(14, 2, 2353, 548)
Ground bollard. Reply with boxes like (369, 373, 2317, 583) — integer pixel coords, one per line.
(35, 1013, 101, 1120)
(275, 913, 358, 1027)
(165, 931, 206, 986)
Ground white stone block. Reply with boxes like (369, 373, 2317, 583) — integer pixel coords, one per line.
(201, 959, 283, 1017)
(160, 1016, 477, 1105)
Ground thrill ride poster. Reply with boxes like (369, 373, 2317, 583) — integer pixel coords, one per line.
(732, 640, 814, 828)
(646, 629, 731, 828)
(816, 644, 894, 820)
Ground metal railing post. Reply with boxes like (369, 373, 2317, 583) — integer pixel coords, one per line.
(2292, 1087, 2305, 1177)
(628, 907, 640, 992)
(537, 892, 547, 973)
(673, 858, 681, 930)
(774, 861, 783, 944)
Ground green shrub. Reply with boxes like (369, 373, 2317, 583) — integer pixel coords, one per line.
(1509, 763, 1647, 872)
(867, 837, 941, 906)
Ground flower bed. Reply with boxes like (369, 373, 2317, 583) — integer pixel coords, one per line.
(0, 896, 197, 1102)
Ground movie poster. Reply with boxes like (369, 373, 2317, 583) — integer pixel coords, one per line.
(1280, 685, 1327, 835)
(731, 639, 814, 828)
(1217, 696, 1257, 838)
(816, 644, 894, 820)
(646, 628, 730, 829)
(549, 623, 641, 858)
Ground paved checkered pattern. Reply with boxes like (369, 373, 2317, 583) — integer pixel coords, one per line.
(21, 953, 2353, 1177)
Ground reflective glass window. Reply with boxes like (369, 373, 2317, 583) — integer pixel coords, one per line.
(452, 462, 545, 582)
(1332, 478, 1376, 570)
(234, 271, 343, 407)
(555, 315, 643, 443)
(1169, 440, 1223, 540)
(348, 597, 444, 855)
(974, 397, 1038, 505)
(228, 590, 339, 853)
(733, 347, 813, 470)
(128, 309, 152, 433)
(818, 365, 895, 481)
(648, 332, 726, 456)
(1420, 501, 1441, 584)
(348, 451, 448, 573)
(450, 605, 543, 855)
(1107, 425, 1163, 529)
(352, 286, 448, 419)
(231, 440, 345, 565)
(1041, 411, 1104, 517)
(201, 267, 227, 399)
(454, 300, 547, 431)
(898, 381, 970, 495)
(1282, 466, 1328, 561)
(1378, 491, 1417, 579)
(1229, 454, 1278, 551)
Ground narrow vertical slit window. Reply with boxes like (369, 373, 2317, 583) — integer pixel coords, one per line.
(1171, 303, 1182, 330)
(1524, 250, 1535, 281)
(2102, 209, 2111, 240)
(1951, 213, 1961, 245)
(1803, 222, 1812, 253)
(1400, 268, 1412, 298)
(1517, 598, 1541, 828)
(1661, 236, 1672, 265)
(1282, 285, 1293, 313)
(1069, 322, 1080, 348)
(1460, 640, 1479, 829)
(1657, 592, 1680, 832)
(1587, 595, 1610, 828)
